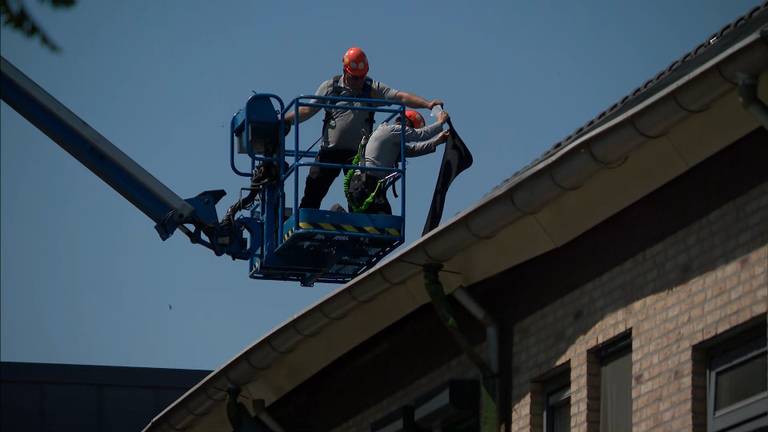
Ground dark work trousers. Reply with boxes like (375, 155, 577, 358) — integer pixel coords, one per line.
(347, 174, 392, 215)
(299, 147, 357, 209)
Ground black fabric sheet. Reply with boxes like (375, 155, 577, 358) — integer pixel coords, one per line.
(422, 119, 473, 236)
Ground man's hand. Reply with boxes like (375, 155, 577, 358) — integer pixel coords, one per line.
(437, 110, 450, 124)
(284, 106, 317, 125)
(397, 92, 443, 110)
(428, 99, 444, 109)
(436, 130, 451, 145)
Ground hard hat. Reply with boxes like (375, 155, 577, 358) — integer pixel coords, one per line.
(343, 47, 369, 77)
(404, 110, 425, 129)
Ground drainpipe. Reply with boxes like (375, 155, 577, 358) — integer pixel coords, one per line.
(226, 385, 285, 432)
(453, 287, 500, 432)
(251, 399, 286, 432)
(737, 74, 768, 129)
(453, 287, 499, 378)
(423, 264, 499, 431)
(423, 264, 493, 376)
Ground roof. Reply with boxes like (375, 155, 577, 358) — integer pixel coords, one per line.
(498, 2, 768, 193)
(144, 5, 768, 431)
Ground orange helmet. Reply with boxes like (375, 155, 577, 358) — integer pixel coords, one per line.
(404, 110, 425, 129)
(343, 47, 369, 77)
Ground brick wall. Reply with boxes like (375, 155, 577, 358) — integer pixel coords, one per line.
(331, 179, 767, 432)
(509, 180, 767, 432)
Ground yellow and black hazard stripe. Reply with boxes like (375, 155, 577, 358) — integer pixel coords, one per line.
(283, 222, 401, 242)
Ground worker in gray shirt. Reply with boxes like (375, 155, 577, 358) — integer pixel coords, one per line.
(284, 47, 443, 209)
(346, 110, 450, 214)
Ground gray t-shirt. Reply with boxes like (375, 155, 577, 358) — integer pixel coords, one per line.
(362, 121, 444, 178)
(310, 76, 400, 151)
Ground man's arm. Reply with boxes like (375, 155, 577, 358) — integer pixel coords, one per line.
(284, 106, 319, 125)
(284, 80, 332, 125)
(402, 121, 444, 142)
(405, 131, 450, 157)
(395, 91, 443, 110)
(402, 110, 449, 141)
(373, 81, 442, 109)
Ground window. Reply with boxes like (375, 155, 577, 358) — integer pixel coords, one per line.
(371, 380, 479, 432)
(706, 324, 767, 432)
(535, 366, 571, 432)
(545, 381, 571, 432)
(588, 332, 632, 432)
(413, 380, 479, 431)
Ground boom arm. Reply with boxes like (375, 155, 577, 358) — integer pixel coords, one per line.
(1, 56, 224, 244)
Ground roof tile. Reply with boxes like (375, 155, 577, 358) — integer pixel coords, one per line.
(488, 2, 767, 200)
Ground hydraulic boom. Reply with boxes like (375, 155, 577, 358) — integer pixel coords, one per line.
(0, 56, 228, 251)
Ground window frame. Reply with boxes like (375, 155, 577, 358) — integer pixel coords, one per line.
(544, 382, 571, 432)
(706, 328, 768, 432)
(371, 380, 479, 432)
(591, 332, 632, 432)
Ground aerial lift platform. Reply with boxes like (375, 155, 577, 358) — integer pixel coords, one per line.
(0, 56, 409, 286)
(229, 93, 409, 285)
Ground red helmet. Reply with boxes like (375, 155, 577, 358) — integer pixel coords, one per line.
(343, 47, 369, 77)
(404, 110, 425, 129)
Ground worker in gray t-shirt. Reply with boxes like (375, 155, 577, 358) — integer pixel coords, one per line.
(346, 110, 450, 214)
(284, 46, 444, 210)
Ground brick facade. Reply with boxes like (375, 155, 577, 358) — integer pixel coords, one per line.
(509, 180, 766, 432)
(332, 179, 767, 432)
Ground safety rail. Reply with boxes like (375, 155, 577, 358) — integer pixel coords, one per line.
(228, 93, 411, 285)
(230, 93, 409, 246)
(283, 94, 408, 243)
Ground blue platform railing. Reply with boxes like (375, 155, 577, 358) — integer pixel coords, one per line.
(230, 93, 406, 281)
(283, 94, 407, 243)
(231, 93, 409, 249)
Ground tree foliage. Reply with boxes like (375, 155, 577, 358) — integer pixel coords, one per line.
(1, 0, 76, 52)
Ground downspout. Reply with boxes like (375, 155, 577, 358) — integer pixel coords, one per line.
(225, 385, 285, 432)
(423, 264, 493, 377)
(251, 399, 286, 432)
(453, 287, 500, 432)
(423, 264, 499, 431)
(453, 287, 499, 378)
(737, 74, 768, 129)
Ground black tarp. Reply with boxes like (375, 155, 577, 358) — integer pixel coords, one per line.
(422, 119, 473, 236)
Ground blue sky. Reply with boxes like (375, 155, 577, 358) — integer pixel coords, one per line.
(1, 1, 761, 370)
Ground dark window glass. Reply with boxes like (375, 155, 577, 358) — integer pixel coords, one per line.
(541, 367, 570, 432)
(547, 386, 571, 432)
(599, 344, 632, 432)
(714, 352, 766, 412)
(380, 380, 479, 432)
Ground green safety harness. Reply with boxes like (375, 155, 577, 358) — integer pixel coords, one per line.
(324, 75, 375, 135)
(343, 133, 386, 213)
